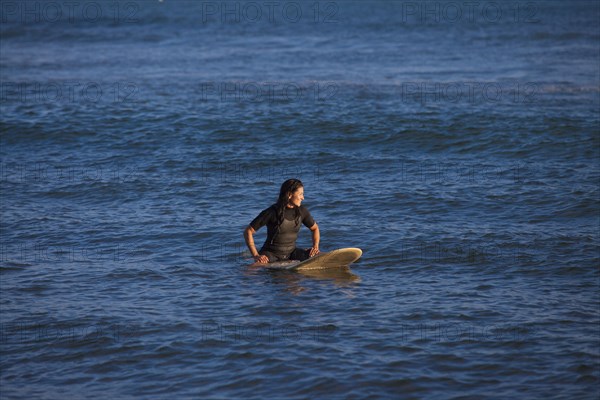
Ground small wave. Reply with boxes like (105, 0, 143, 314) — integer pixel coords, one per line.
(18, 284, 50, 293)
(0, 262, 32, 271)
(105, 267, 167, 280)
(530, 32, 591, 41)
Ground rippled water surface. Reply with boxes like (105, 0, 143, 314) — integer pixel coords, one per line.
(1, 1, 599, 399)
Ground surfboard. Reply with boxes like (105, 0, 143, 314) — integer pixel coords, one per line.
(252, 248, 362, 271)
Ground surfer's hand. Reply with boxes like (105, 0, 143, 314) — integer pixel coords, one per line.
(254, 255, 269, 264)
(309, 247, 319, 257)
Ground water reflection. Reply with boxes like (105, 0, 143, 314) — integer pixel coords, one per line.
(246, 264, 360, 294)
(297, 266, 360, 285)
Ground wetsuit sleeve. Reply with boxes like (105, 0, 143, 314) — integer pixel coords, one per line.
(250, 207, 275, 231)
(300, 206, 315, 228)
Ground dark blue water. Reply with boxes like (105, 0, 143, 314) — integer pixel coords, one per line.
(1, 1, 599, 398)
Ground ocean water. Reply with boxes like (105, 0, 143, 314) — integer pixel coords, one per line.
(1, 0, 599, 398)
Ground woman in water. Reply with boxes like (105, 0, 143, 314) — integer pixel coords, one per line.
(244, 179, 320, 264)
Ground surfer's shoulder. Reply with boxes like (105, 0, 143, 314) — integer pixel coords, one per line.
(298, 205, 311, 215)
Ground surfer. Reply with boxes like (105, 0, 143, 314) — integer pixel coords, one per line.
(244, 178, 320, 264)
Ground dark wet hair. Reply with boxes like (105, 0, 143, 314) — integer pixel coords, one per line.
(274, 178, 303, 231)
(277, 179, 303, 206)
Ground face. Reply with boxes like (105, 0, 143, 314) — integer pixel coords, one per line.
(287, 187, 304, 207)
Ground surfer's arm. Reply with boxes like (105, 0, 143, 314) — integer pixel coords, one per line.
(244, 225, 268, 263)
(309, 223, 320, 257)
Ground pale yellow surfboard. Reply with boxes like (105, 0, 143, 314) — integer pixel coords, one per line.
(260, 248, 363, 271)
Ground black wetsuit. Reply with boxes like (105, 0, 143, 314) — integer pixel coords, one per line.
(250, 205, 315, 262)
